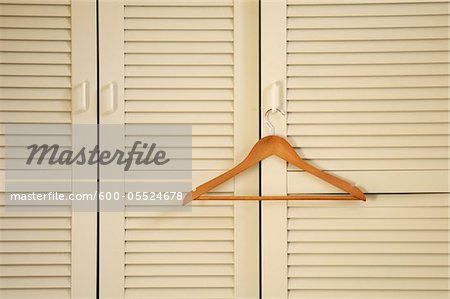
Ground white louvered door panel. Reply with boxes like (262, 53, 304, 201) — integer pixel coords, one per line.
(261, 0, 450, 298)
(99, 1, 259, 298)
(285, 0, 449, 194)
(286, 194, 449, 299)
(0, 1, 97, 298)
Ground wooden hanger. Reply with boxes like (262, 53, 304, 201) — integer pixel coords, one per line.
(183, 135, 366, 205)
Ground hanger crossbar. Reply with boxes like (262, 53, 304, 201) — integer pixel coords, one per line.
(195, 195, 364, 201)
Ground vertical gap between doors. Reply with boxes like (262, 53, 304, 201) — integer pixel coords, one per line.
(96, 0, 100, 298)
(258, 0, 262, 298)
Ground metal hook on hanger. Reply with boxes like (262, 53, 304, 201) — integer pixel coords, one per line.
(264, 81, 286, 135)
(264, 108, 285, 136)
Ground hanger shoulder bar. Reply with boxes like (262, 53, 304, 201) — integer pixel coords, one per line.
(191, 137, 273, 199)
(272, 136, 366, 201)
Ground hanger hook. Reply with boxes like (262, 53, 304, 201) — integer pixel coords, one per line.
(264, 108, 285, 135)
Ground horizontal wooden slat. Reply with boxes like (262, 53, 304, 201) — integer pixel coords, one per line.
(126, 205, 233, 218)
(0, 64, 71, 76)
(125, 18, 233, 30)
(0, 276, 70, 288)
(287, 3, 448, 17)
(123, 146, 233, 160)
(0, 76, 70, 88)
(0, 28, 70, 40)
(0, 230, 71, 241)
(0, 0, 70, 4)
(288, 253, 448, 265)
(288, 170, 448, 193)
(287, 99, 448, 113)
(288, 111, 448, 124)
(125, 229, 234, 241)
(0, 241, 71, 253)
(125, 53, 233, 65)
(288, 158, 448, 171)
(288, 0, 449, 4)
(125, 264, 234, 276)
(124, 124, 233, 137)
(125, 252, 234, 264)
(125, 30, 233, 42)
(125, 88, 233, 100)
(0, 16, 70, 29)
(288, 206, 448, 219)
(0, 253, 70, 264)
(288, 27, 449, 41)
(0, 217, 70, 229)
(0, 207, 71, 218)
(125, 100, 233, 112)
(0, 88, 70, 100)
(288, 194, 450, 207)
(0, 112, 71, 123)
(288, 39, 449, 53)
(289, 135, 449, 147)
(125, 276, 233, 288)
(288, 75, 448, 88)
(125, 240, 233, 253)
(288, 277, 449, 290)
(125, 65, 233, 76)
(0, 40, 70, 53)
(192, 124, 234, 135)
(125, 112, 233, 124)
(0, 264, 70, 276)
(125, 135, 233, 147)
(288, 266, 448, 278)
(288, 51, 449, 64)
(288, 15, 450, 29)
(124, 159, 233, 171)
(287, 63, 449, 76)
(124, 6, 233, 18)
(0, 52, 70, 64)
(125, 287, 233, 298)
(289, 290, 448, 299)
(287, 87, 448, 100)
(288, 265, 449, 278)
(296, 147, 450, 159)
(288, 123, 448, 135)
(191, 159, 234, 170)
(125, 170, 235, 193)
(125, 0, 233, 6)
(0, 158, 74, 171)
(288, 218, 448, 231)
(125, 41, 233, 54)
(288, 242, 450, 254)
(0, 100, 70, 111)
(126, 217, 233, 229)
(288, 290, 448, 299)
(0, 4, 70, 17)
(125, 77, 233, 88)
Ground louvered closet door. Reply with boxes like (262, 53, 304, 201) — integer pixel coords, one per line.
(261, 0, 449, 298)
(0, 1, 97, 298)
(99, 1, 259, 298)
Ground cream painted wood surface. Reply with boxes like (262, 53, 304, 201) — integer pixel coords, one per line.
(0, 0, 97, 298)
(286, 194, 449, 299)
(99, 0, 259, 298)
(285, 0, 449, 194)
(262, 0, 449, 298)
